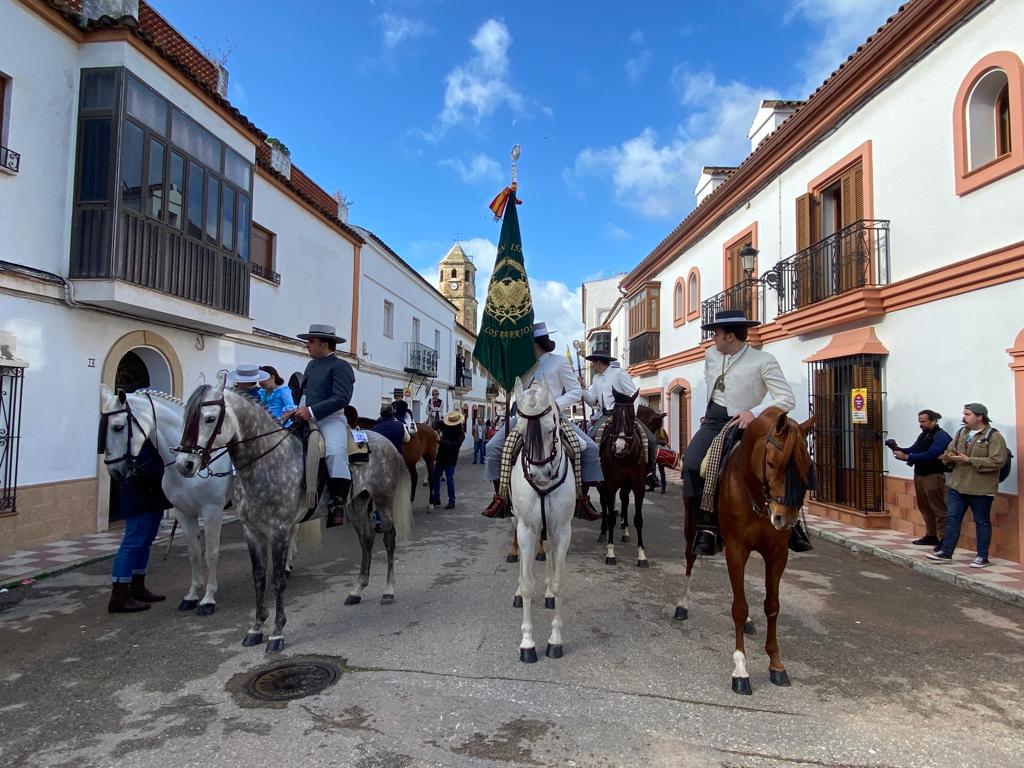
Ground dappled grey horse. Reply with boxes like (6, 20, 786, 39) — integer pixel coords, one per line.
(175, 371, 411, 653)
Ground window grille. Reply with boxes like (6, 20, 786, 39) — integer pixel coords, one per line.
(1, 365, 26, 516)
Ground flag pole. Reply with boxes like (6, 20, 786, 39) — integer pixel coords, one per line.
(571, 340, 586, 425)
(502, 143, 522, 436)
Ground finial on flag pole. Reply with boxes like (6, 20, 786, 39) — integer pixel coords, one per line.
(510, 143, 521, 187)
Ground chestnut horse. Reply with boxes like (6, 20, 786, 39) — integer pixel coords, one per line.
(596, 390, 649, 568)
(350, 408, 438, 509)
(676, 408, 814, 696)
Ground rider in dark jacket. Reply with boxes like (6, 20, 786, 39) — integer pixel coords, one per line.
(371, 404, 406, 455)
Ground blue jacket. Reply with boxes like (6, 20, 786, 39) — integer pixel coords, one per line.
(898, 426, 951, 477)
(260, 384, 297, 423)
(371, 417, 405, 455)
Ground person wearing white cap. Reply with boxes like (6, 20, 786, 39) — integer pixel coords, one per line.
(482, 321, 602, 521)
(227, 363, 270, 402)
(293, 323, 355, 528)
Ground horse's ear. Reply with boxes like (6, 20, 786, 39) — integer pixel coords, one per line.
(213, 369, 227, 397)
(775, 410, 789, 434)
(117, 388, 127, 405)
(798, 415, 815, 436)
(100, 383, 114, 404)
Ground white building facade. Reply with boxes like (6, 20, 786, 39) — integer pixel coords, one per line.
(618, 0, 1024, 563)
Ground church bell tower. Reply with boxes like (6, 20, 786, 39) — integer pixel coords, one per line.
(438, 243, 478, 330)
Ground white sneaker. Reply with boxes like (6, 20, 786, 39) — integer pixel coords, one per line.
(969, 557, 990, 568)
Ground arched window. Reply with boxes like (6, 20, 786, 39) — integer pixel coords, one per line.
(686, 268, 701, 321)
(953, 52, 1024, 196)
(450, 267, 457, 278)
(464, 269, 469, 280)
(674, 281, 683, 322)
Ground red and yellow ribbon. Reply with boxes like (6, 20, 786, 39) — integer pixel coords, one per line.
(488, 182, 521, 221)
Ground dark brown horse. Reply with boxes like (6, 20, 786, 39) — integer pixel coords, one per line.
(676, 407, 814, 696)
(596, 390, 649, 567)
(349, 408, 438, 509)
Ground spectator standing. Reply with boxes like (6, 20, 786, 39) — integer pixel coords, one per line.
(472, 416, 487, 464)
(371, 403, 406, 455)
(455, 353, 465, 387)
(928, 403, 1008, 567)
(485, 419, 495, 441)
(654, 415, 671, 494)
(258, 365, 297, 425)
(888, 409, 951, 548)
(431, 411, 466, 509)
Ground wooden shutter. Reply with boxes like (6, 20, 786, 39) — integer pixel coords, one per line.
(812, 367, 836, 502)
(852, 361, 883, 512)
(838, 163, 865, 292)
(250, 224, 272, 274)
(795, 194, 814, 308)
(677, 389, 688, 452)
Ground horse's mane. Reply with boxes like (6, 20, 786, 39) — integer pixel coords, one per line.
(180, 384, 210, 449)
(132, 389, 184, 406)
(738, 408, 814, 502)
(610, 400, 635, 436)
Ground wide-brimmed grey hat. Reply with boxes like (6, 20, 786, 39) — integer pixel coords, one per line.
(227, 363, 270, 385)
(700, 309, 761, 331)
(533, 322, 555, 338)
(297, 323, 347, 343)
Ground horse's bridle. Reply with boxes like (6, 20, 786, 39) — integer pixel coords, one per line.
(750, 434, 788, 517)
(519, 404, 559, 468)
(100, 392, 158, 474)
(175, 394, 227, 469)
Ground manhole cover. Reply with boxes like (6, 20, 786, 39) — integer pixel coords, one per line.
(243, 661, 340, 702)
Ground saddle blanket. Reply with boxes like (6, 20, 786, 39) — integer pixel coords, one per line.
(699, 424, 740, 513)
(498, 417, 582, 502)
(593, 417, 650, 458)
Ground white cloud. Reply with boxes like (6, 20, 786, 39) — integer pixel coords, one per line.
(625, 50, 652, 83)
(787, 0, 902, 95)
(438, 19, 525, 129)
(568, 69, 775, 219)
(629, 29, 645, 45)
(376, 13, 432, 50)
(228, 80, 248, 109)
(439, 153, 503, 185)
(604, 223, 631, 241)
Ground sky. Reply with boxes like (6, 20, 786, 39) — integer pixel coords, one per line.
(159, 0, 901, 342)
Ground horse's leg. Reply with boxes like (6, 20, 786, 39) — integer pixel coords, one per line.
(241, 527, 269, 647)
(345, 497, 373, 606)
(603, 486, 617, 565)
(197, 506, 224, 616)
(175, 511, 203, 612)
(381, 519, 397, 605)
(407, 463, 418, 502)
(536, 522, 546, 562)
(286, 534, 298, 576)
(516, 517, 538, 663)
(619, 486, 630, 542)
(675, 499, 698, 620)
(597, 484, 609, 543)
(634, 487, 648, 568)
(545, 517, 572, 659)
(725, 543, 753, 695)
(543, 539, 555, 610)
(764, 543, 791, 686)
(506, 524, 520, 564)
(265, 527, 291, 653)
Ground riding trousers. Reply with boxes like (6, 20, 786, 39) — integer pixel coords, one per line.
(484, 419, 602, 484)
(681, 402, 731, 498)
(316, 410, 352, 480)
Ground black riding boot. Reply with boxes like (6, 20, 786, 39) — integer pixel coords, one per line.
(326, 478, 351, 528)
(788, 519, 813, 552)
(692, 504, 719, 557)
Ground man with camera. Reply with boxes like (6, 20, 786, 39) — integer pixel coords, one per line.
(886, 409, 951, 550)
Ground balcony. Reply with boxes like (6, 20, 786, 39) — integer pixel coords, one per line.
(70, 209, 251, 334)
(0, 146, 20, 175)
(454, 368, 473, 393)
(485, 381, 499, 401)
(628, 331, 660, 366)
(250, 261, 281, 285)
(774, 219, 890, 315)
(588, 330, 611, 356)
(700, 280, 760, 342)
(404, 342, 438, 377)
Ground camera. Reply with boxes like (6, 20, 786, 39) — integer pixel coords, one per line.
(884, 438, 898, 450)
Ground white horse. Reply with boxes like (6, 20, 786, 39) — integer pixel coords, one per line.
(508, 378, 576, 663)
(99, 386, 233, 615)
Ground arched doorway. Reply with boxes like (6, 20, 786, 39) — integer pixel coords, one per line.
(666, 377, 692, 455)
(114, 347, 172, 393)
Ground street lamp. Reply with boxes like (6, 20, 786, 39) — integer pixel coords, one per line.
(740, 244, 758, 279)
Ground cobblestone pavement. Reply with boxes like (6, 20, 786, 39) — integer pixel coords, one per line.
(1, 463, 1022, 767)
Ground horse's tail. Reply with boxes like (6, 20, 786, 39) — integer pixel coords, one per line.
(392, 463, 413, 544)
(305, 428, 326, 510)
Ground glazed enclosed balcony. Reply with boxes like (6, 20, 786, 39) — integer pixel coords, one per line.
(68, 68, 252, 334)
(404, 342, 438, 377)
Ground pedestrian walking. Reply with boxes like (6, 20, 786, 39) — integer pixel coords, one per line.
(258, 365, 297, 425)
(928, 403, 1008, 567)
(108, 438, 172, 613)
(472, 416, 487, 464)
(431, 411, 465, 509)
(887, 409, 951, 549)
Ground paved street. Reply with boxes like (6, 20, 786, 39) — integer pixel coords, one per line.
(1, 463, 1022, 768)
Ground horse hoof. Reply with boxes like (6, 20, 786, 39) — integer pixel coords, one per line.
(743, 620, 756, 635)
(544, 597, 555, 610)
(535, 552, 546, 562)
(177, 599, 199, 612)
(512, 595, 523, 608)
(637, 559, 649, 568)
(673, 606, 689, 621)
(344, 595, 362, 606)
(381, 594, 395, 606)
(506, 553, 519, 563)
(265, 637, 285, 654)
(605, 557, 617, 566)
(520, 647, 538, 663)
(196, 603, 216, 617)
(596, 533, 606, 543)
(769, 669, 791, 687)
(242, 632, 263, 647)
(545, 643, 563, 659)
(731, 676, 753, 695)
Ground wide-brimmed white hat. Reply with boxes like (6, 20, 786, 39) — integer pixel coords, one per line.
(443, 410, 465, 426)
(297, 323, 347, 343)
(228, 363, 270, 385)
(533, 322, 556, 338)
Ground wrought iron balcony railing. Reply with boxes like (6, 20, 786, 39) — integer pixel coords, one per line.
(774, 219, 889, 316)
(0, 146, 20, 174)
(404, 342, 438, 377)
(628, 331, 660, 366)
(455, 368, 473, 390)
(250, 261, 281, 285)
(700, 280, 760, 342)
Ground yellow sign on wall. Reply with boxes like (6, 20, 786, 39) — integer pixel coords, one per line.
(851, 388, 868, 424)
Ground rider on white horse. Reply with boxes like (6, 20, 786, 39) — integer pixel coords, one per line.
(482, 321, 602, 521)
(293, 322, 355, 528)
(580, 346, 659, 485)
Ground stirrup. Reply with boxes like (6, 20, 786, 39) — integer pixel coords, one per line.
(693, 527, 718, 556)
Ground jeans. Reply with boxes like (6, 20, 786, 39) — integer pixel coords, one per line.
(431, 464, 456, 504)
(111, 511, 164, 583)
(473, 439, 486, 464)
(658, 464, 667, 490)
(941, 488, 993, 559)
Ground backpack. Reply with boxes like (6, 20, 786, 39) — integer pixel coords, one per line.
(953, 427, 1013, 481)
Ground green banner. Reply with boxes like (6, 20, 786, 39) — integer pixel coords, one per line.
(473, 189, 536, 393)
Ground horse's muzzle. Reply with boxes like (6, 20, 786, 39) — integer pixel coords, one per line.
(769, 509, 795, 531)
(175, 451, 202, 478)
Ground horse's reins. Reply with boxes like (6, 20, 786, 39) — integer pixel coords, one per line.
(519, 405, 558, 467)
(518, 405, 570, 528)
(101, 392, 160, 472)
